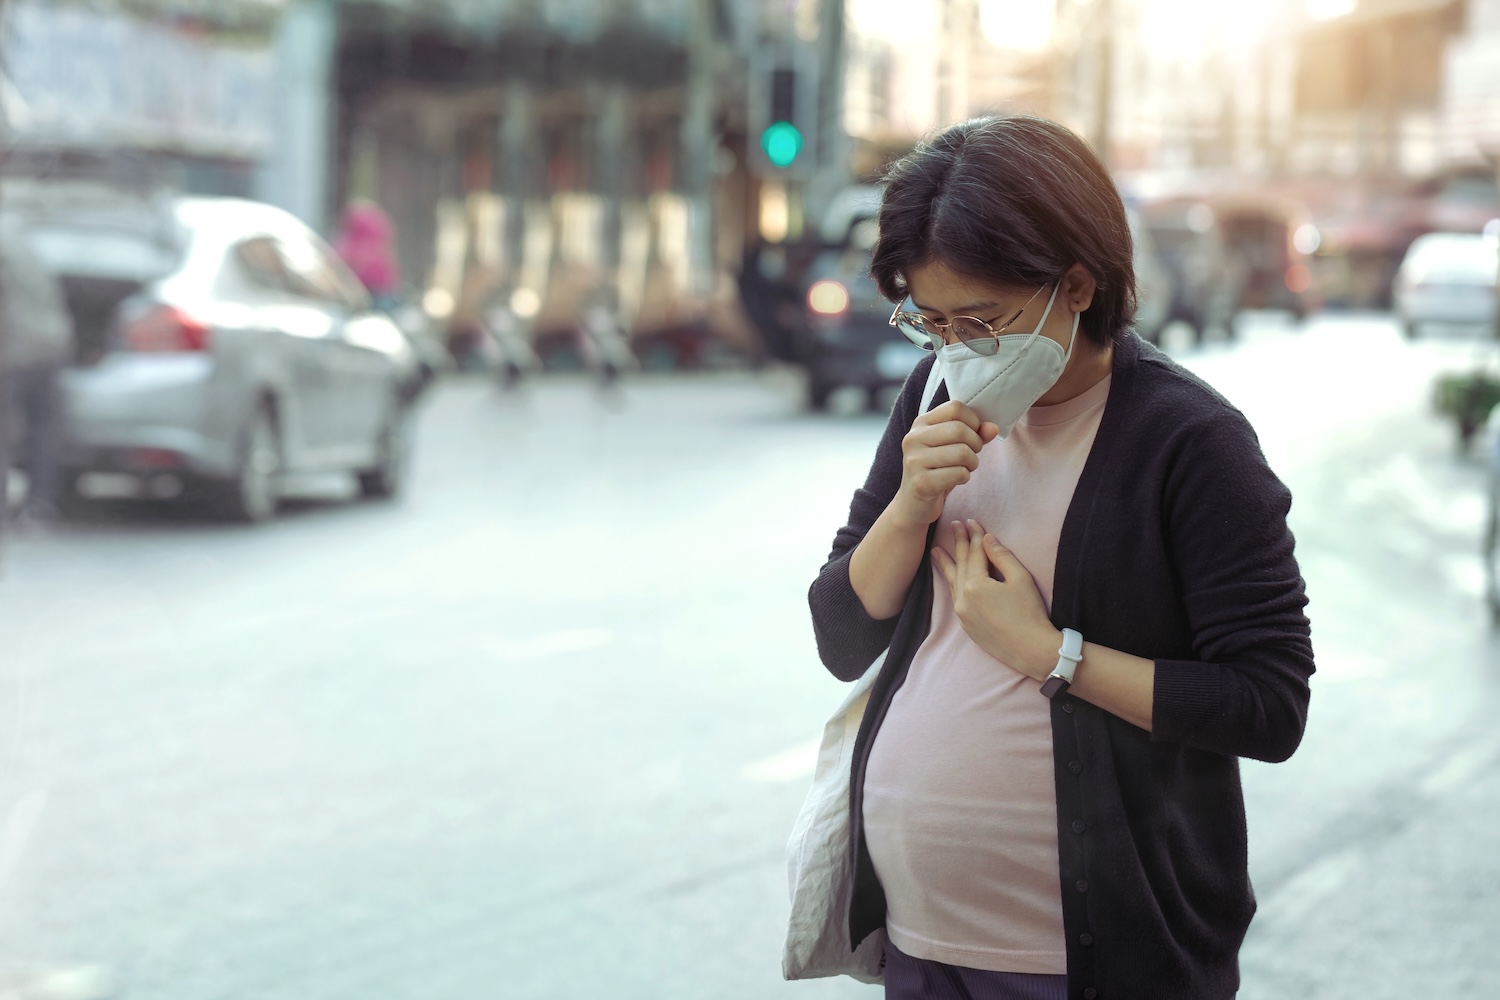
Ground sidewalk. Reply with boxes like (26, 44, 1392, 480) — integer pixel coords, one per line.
(1238, 722, 1500, 998)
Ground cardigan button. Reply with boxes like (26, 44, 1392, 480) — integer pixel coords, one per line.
(1068, 760, 1083, 774)
(1062, 700, 1075, 714)
(1072, 820, 1086, 834)
(1075, 879, 1089, 893)
(1079, 932, 1094, 946)
(1084, 989, 1098, 1000)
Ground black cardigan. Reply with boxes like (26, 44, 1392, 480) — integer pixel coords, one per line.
(808, 331, 1314, 1000)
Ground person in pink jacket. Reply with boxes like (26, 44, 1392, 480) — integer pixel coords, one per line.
(334, 202, 402, 311)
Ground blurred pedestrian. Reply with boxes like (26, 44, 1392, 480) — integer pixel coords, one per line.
(808, 116, 1314, 1000)
(333, 201, 402, 311)
(0, 217, 73, 523)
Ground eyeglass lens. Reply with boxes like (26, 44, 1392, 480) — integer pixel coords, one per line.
(896, 314, 1003, 356)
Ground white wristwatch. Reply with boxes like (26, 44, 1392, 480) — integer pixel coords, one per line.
(1040, 628, 1083, 700)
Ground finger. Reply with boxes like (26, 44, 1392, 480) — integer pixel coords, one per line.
(978, 421, 1001, 444)
(910, 420, 985, 454)
(928, 399, 983, 433)
(983, 533, 1028, 580)
(965, 520, 989, 577)
(950, 520, 969, 571)
(912, 443, 980, 474)
(931, 545, 957, 589)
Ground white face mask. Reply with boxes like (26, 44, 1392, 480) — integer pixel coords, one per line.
(936, 283, 1080, 438)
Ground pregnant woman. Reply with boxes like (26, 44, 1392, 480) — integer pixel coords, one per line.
(808, 115, 1314, 1000)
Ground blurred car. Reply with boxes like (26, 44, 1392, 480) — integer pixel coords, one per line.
(1420, 169, 1500, 237)
(1483, 403, 1500, 624)
(18, 193, 423, 521)
(1392, 232, 1499, 339)
(1139, 198, 1244, 344)
(1128, 206, 1173, 346)
(1211, 194, 1321, 320)
(796, 213, 919, 411)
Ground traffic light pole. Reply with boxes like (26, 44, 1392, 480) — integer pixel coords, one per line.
(815, 0, 846, 173)
(681, 0, 717, 293)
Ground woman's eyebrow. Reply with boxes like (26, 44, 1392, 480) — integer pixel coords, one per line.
(909, 297, 1003, 316)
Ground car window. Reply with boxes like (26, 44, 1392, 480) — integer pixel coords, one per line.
(235, 236, 291, 292)
(1407, 238, 1498, 282)
(277, 233, 364, 309)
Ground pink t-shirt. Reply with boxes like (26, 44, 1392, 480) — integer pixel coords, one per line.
(862, 373, 1112, 974)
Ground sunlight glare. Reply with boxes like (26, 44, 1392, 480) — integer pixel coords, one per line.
(1141, 0, 1274, 55)
(848, 0, 937, 42)
(977, 0, 1054, 52)
(1305, 0, 1357, 20)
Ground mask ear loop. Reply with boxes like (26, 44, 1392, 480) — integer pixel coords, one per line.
(1061, 310, 1080, 359)
(1023, 284, 1062, 349)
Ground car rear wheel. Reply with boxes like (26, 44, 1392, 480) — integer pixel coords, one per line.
(807, 375, 834, 412)
(218, 404, 280, 523)
(357, 404, 410, 500)
(49, 472, 95, 522)
(1187, 314, 1207, 346)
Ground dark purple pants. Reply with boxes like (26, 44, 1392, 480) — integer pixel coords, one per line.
(883, 938, 1069, 1000)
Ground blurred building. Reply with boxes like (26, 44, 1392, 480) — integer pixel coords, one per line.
(332, 0, 788, 368)
(0, 0, 283, 194)
(1031, 0, 1489, 184)
(1289, 0, 1463, 178)
(842, 0, 1055, 176)
(1444, 0, 1500, 165)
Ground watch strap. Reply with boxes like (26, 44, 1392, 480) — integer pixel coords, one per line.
(1041, 628, 1084, 701)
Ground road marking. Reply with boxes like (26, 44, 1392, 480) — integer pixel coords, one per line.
(1420, 732, 1500, 798)
(742, 738, 822, 784)
(0, 790, 48, 894)
(486, 628, 614, 664)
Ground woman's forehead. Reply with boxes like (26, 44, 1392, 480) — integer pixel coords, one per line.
(904, 261, 1032, 313)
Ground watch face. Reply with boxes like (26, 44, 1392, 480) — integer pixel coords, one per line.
(1040, 675, 1071, 700)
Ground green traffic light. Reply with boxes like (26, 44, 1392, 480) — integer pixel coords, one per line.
(761, 121, 803, 168)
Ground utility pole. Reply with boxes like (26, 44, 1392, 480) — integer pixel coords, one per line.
(680, 0, 716, 296)
(1091, 0, 1113, 167)
(806, 0, 848, 212)
(0, 0, 12, 554)
(256, 0, 336, 231)
(816, 0, 846, 173)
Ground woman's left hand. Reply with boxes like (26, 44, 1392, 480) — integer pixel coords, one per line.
(932, 519, 1062, 681)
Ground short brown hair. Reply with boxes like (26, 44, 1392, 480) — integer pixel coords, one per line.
(869, 115, 1137, 346)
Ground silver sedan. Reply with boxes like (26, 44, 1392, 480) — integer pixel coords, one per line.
(1393, 231, 1499, 339)
(37, 196, 421, 521)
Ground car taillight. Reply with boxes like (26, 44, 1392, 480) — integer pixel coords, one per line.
(124, 306, 211, 352)
(808, 280, 851, 316)
(1284, 264, 1312, 294)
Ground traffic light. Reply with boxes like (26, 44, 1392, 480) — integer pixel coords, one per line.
(750, 52, 816, 177)
(761, 67, 804, 169)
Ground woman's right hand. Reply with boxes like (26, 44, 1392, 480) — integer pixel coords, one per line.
(890, 400, 1000, 529)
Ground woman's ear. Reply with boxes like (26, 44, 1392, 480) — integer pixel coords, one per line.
(1063, 263, 1097, 315)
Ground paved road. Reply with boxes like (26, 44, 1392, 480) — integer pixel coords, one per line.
(0, 313, 1495, 999)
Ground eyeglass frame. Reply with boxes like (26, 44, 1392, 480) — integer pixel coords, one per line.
(887, 283, 1051, 356)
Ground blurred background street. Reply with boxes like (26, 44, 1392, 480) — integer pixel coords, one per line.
(2, 0, 1500, 996)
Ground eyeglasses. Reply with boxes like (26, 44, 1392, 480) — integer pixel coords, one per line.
(888, 285, 1049, 357)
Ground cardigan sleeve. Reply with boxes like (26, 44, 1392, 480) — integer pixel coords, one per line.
(1150, 405, 1315, 763)
(807, 356, 934, 682)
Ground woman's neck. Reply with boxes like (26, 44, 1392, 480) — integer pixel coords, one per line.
(1037, 335, 1114, 407)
